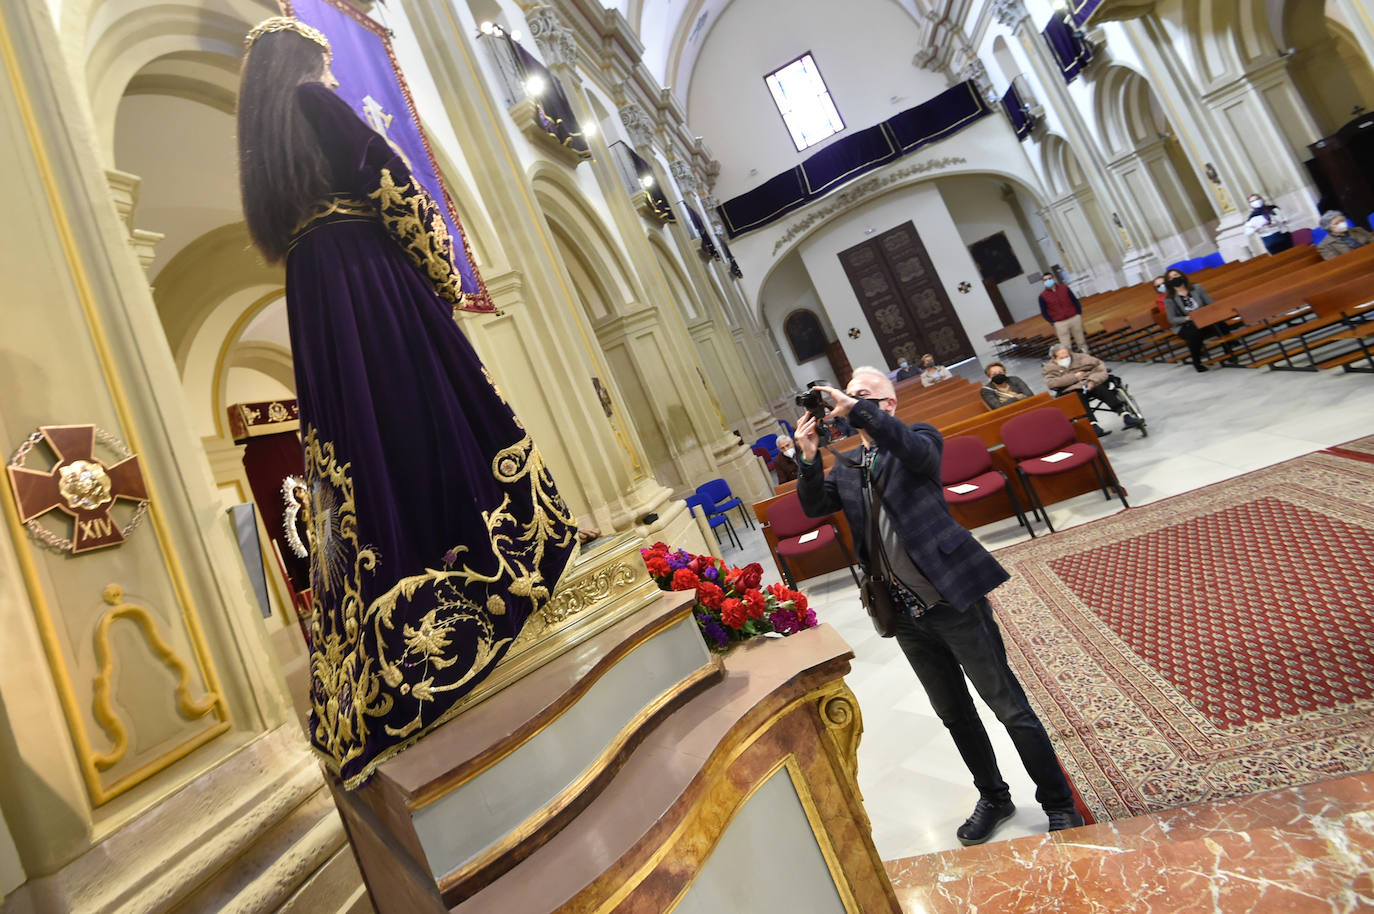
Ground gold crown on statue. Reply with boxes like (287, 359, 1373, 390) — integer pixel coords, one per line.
(245, 17, 332, 58)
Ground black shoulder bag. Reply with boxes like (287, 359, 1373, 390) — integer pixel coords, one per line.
(857, 453, 901, 638)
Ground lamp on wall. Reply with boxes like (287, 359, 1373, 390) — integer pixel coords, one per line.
(524, 74, 546, 97)
(476, 21, 522, 41)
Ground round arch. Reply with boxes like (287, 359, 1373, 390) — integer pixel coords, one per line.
(528, 162, 638, 314)
(749, 167, 1052, 322)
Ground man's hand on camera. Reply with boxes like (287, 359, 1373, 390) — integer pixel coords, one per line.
(795, 413, 820, 462)
(813, 385, 857, 418)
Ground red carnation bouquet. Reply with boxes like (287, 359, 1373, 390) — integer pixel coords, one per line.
(641, 543, 818, 651)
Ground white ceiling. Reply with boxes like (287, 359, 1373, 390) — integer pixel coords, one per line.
(615, 0, 929, 102)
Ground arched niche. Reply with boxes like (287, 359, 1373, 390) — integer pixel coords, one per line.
(1275, 0, 1374, 136)
(782, 309, 827, 363)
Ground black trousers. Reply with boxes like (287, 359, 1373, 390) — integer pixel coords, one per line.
(894, 598, 1075, 810)
(1076, 383, 1127, 416)
(1177, 320, 1232, 367)
(1263, 232, 1294, 255)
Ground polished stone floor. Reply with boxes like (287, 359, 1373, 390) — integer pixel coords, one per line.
(717, 355, 1374, 864)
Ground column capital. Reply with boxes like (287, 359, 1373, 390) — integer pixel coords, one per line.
(992, 0, 1032, 31)
(618, 100, 656, 150)
(669, 159, 698, 196)
(523, 3, 579, 69)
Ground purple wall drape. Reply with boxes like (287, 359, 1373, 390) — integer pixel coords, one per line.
(509, 38, 592, 159)
(1043, 16, 1093, 83)
(686, 205, 720, 259)
(717, 82, 990, 237)
(1002, 84, 1032, 140)
(285, 0, 493, 311)
(626, 146, 675, 222)
(1069, 0, 1104, 28)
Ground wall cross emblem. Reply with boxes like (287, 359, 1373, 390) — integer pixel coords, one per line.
(7, 425, 149, 554)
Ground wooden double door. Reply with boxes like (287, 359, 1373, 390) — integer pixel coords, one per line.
(838, 222, 975, 369)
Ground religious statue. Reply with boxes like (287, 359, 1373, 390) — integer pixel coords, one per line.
(237, 18, 577, 789)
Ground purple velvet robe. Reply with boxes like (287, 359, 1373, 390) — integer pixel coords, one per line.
(287, 82, 576, 788)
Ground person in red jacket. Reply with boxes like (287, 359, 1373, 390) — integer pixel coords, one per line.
(1038, 270, 1088, 355)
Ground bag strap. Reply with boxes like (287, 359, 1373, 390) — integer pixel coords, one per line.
(862, 450, 894, 581)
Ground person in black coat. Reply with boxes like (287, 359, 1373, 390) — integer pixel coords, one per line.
(794, 366, 1084, 845)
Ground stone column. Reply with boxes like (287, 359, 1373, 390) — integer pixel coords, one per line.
(1118, 15, 1320, 261)
(0, 6, 364, 911)
(995, 0, 1149, 285)
(398, 0, 702, 546)
(519, 2, 770, 502)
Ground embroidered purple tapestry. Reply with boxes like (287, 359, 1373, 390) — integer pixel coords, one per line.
(284, 0, 493, 311)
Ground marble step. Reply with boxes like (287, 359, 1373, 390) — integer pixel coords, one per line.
(886, 772, 1374, 913)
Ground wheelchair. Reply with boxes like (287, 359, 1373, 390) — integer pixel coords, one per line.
(1054, 373, 1148, 437)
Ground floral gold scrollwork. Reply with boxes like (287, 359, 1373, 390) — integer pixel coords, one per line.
(305, 422, 576, 789)
(814, 682, 865, 804)
(540, 562, 638, 626)
(369, 169, 480, 313)
(91, 584, 224, 771)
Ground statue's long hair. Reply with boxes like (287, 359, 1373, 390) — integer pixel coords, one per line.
(237, 31, 333, 263)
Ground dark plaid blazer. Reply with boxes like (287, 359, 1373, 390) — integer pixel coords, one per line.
(797, 399, 1009, 611)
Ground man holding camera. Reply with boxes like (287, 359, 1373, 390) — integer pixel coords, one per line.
(794, 367, 1083, 846)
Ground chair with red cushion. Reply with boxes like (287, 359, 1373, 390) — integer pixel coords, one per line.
(767, 491, 861, 589)
(940, 435, 1035, 538)
(1000, 408, 1128, 533)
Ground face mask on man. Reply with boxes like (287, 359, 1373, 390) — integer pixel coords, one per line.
(898, 360, 909, 370)
(1057, 357, 1072, 367)
(1249, 198, 1263, 209)
(1332, 220, 1349, 233)
(1043, 278, 1056, 289)
(1156, 283, 1167, 293)
(780, 445, 795, 457)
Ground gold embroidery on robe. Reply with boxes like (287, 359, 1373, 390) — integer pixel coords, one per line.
(368, 168, 479, 313)
(304, 424, 575, 788)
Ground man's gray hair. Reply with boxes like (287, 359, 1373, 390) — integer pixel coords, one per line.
(1319, 210, 1346, 230)
(850, 365, 888, 381)
(1049, 343, 1071, 359)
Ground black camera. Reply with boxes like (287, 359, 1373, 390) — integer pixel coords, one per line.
(794, 385, 832, 445)
(992, 374, 1010, 385)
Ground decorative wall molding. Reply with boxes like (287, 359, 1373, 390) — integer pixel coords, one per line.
(617, 99, 656, 150)
(523, 3, 579, 68)
(992, 0, 1032, 30)
(769, 156, 968, 256)
(669, 159, 698, 196)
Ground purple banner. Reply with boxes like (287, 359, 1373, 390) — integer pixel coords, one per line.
(283, 0, 493, 311)
(1044, 15, 1093, 83)
(1069, 0, 1103, 28)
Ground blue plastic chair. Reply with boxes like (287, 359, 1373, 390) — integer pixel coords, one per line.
(1198, 251, 1224, 270)
(1313, 227, 1329, 246)
(752, 434, 780, 459)
(696, 478, 754, 531)
(685, 493, 738, 550)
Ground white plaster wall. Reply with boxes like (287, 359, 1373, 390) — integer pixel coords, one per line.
(936, 177, 1046, 321)
(729, 113, 1046, 309)
(795, 182, 1005, 368)
(758, 251, 835, 390)
(686, 0, 949, 200)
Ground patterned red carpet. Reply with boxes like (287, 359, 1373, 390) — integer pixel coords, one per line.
(1324, 433, 1374, 464)
(989, 452, 1374, 822)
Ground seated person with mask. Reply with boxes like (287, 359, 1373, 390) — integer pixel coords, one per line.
(1317, 210, 1374, 260)
(773, 434, 800, 484)
(1043, 345, 1141, 435)
(981, 362, 1034, 410)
